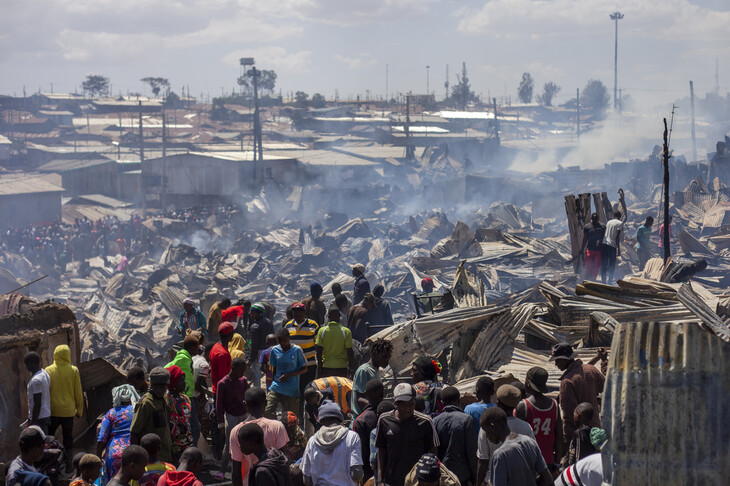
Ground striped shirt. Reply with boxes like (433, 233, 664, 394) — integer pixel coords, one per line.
(284, 318, 320, 366)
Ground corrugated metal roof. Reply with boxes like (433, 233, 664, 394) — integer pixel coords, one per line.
(0, 176, 64, 195)
(78, 357, 125, 390)
(0, 135, 12, 144)
(602, 321, 730, 484)
(436, 110, 495, 120)
(37, 158, 113, 172)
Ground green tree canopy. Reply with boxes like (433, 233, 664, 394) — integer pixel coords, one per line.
(310, 93, 326, 108)
(81, 75, 110, 97)
(582, 79, 610, 117)
(141, 77, 170, 97)
(517, 72, 534, 104)
(537, 81, 561, 106)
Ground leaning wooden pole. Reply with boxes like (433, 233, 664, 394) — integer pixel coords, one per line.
(662, 118, 671, 261)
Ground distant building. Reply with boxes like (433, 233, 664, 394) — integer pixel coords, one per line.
(37, 158, 117, 197)
(0, 176, 64, 228)
(0, 135, 10, 162)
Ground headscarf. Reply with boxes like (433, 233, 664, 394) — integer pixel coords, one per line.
(166, 365, 184, 392)
(414, 356, 441, 382)
(228, 333, 245, 360)
(590, 427, 607, 449)
(112, 384, 140, 408)
(281, 411, 299, 434)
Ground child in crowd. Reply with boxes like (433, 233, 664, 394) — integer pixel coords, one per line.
(567, 402, 598, 465)
(258, 334, 277, 390)
(108, 446, 148, 486)
(70, 454, 102, 486)
(132, 434, 176, 486)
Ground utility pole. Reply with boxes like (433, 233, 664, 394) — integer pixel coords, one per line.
(139, 100, 146, 215)
(445, 64, 449, 101)
(426, 65, 430, 99)
(385, 64, 389, 102)
(405, 94, 415, 161)
(662, 117, 671, 261)
(492, 97, 499, 140)
(162, 111, 167, 211)
(689, 81, 697, 164)
(715, 58, 720, 95)
(252, 66, 263, 163)
(576, 88, 580, 140)
(610, 11, 624, 110)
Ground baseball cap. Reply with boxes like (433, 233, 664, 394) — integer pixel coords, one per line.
(149, 366, 170, 386)
(291, 302, 306, 310)
(415, 453, 440, 482)
(393, 383, 415, 403)
(19, 426, 46, 448)
(496, 384, 522, 408)
(218, 321, 235, 336)
(526, 367, 550, 394)
(352, 263, 366, 273)
(549, 342, 577, 361)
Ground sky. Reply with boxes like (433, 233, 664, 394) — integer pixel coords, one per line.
(1, 0, 729, 109)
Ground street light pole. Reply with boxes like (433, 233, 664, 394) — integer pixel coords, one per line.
(426, 65, 430, 99)
(610, 11, 624, 111)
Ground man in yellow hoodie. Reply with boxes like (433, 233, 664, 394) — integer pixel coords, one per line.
(45, 344, 83, 467)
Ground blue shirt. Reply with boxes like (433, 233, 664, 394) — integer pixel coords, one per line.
(464, 402, 495, 437)
(636, 225, 651, 249)
(269, 344, 307, 397)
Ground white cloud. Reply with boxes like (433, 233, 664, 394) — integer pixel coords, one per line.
(458, 0, 730, 42)
(333, 53, 378, 69)
(222, 47, 313, 74)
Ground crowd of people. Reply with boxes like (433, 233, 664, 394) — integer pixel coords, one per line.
(11, 263, 610, 486)
(1, 205, 237, 271)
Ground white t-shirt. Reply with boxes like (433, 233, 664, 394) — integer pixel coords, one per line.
(556, 453, 603, 486)
(604, 219, 624, 248)
(300, 428, 363, 486)
(477, 416, 539, 476)
(27, 369, 51, 420)
(191, 355, 210, 398)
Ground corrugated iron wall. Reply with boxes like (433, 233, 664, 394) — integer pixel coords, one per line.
(602, 321, 730, 485)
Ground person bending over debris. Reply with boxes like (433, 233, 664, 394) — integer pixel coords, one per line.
(550, 342, 604, 449)
(580, 213, 605, 281)
(179, 298, 207, 336)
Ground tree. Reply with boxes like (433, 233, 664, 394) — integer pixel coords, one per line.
(141, 77, 170, 97)
(310, 93, 326, 108)
(237, 69, 277, 96)
(81, 75, 110, 97)
(517, 72, 534, 104)
(581, 79, 610, 117)
(537, 81, 561, 106)
(449, 62, 478, 109)
(294, 91, 309, 109)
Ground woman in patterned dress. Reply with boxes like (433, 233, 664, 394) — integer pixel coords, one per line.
(96, 384, 139, 484)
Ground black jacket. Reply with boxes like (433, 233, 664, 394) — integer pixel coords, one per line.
(433, 405, 478, 484)
(250, 448, 293, 486)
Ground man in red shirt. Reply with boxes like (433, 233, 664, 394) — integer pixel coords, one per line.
(210, 321, 235, 461)
(221, 305, 244, 324)
(515, 366, 562, 469)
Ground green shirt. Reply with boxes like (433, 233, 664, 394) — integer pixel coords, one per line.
(315, 321, 353, 369)
(166, 349, 194, 398)
(130, 393, 173, 463)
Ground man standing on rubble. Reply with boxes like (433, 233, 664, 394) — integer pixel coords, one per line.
(550, 343, 604, 450)
(302, 282, 327, 326)
(580, 214, 604, 281)
(351, 264, 371, 305)
(208, 298, 231, 342)
(284, 302, 320, 408)
(330, 283, 351, 316)
(347, 293, 376, 344)
(601, 211, 623, 284)
(368, 285, 394, 329)
(179, 298, 207, 336)
(249, 303, 274, 388)
(636, 216, 654, 270)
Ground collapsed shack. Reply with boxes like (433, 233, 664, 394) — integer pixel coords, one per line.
(0, 293, 79, 462)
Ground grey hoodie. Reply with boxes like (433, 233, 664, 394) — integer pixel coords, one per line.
(310, 424, 349, 454)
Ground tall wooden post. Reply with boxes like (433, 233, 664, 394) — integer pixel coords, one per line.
(662, 118, 671, 261)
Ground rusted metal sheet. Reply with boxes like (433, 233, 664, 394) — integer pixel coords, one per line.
(602, 321, 730, 485)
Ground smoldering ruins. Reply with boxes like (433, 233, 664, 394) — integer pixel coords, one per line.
(1, 77, 730, 480)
